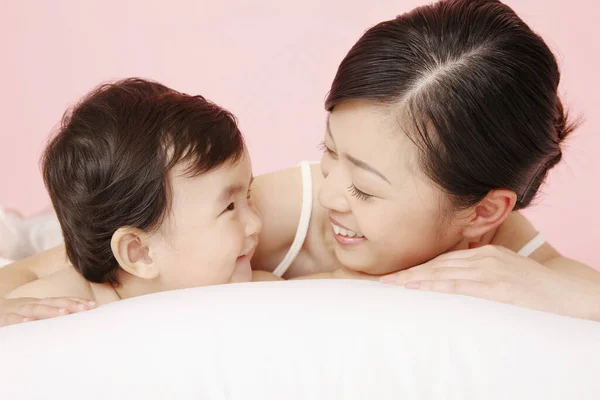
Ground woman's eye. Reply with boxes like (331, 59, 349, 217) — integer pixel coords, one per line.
(348, 184, 373, 202)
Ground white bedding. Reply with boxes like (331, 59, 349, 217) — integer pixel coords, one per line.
(0, 256, 13, 268)
(0, 207, 62, 265)
(1, 279, 599, 399)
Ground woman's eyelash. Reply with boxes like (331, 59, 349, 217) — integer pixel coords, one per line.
(348, 184, 373, 202)
(318, 140, 371, 202)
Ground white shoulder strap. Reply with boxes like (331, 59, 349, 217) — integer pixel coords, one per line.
(517, 232, 546, 257)
(272, 161, 314, 277)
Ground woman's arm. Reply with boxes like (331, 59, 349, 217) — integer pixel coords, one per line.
(0, 245, 70, 298)
(492, 212, 598, 279)
(382, 213, 600, 321)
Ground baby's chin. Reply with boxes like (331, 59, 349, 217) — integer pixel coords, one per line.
(228, 255, 254, 283)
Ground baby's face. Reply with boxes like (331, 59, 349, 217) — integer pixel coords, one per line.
(148, 149, 260, 290)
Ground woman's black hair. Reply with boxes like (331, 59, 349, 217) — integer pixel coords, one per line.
(326, 0, 578, 210)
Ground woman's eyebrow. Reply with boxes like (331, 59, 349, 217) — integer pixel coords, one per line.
(327, 116, 391, 185)
(345, 153, 391, 185)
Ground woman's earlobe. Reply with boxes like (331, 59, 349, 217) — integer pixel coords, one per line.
(111, 227, 159, 280)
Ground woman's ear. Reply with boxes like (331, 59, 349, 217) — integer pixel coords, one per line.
(461, 189, 517, 239)
(111, 227, 158, 280)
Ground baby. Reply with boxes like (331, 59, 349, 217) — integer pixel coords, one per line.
(6, 78, 279, 307)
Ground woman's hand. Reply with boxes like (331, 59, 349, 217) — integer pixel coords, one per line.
(0, 297, 96, 327)
(381, 245, 600, 321)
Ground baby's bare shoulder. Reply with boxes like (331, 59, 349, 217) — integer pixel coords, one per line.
(6, 267, 93, 300)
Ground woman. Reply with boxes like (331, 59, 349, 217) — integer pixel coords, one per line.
(2, 0, 600, 324)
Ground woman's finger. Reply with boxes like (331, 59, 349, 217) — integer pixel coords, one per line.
(424, 245, 515, 265)
(37, 297, 95, 313)
(16, 303, 72, 320)
(381, 256, 490, 284)
(430, 245, 505, 262)
(0, 312, 32, 327)
(381, 266, 485, 285)
(403, 279, 495, 298)
(67, 297, 96, 306)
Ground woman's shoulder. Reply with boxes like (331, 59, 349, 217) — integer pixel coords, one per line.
(492, 212, 560, 262)
(251, 163, 319, 270)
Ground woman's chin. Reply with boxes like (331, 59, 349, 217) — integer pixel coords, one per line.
(335, 248, 411, 276)
(335, 252, 381, 275)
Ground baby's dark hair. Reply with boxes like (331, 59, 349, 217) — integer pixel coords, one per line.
(326, 0, 578, 210)
(42, 78, 245, 285)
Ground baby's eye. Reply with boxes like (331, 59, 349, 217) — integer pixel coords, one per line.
(225, 202, 236, 212)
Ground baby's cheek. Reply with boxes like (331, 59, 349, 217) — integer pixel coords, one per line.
(231, 220, 248, 247)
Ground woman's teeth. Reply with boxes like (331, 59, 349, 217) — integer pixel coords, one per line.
(331, 222, 364, 238)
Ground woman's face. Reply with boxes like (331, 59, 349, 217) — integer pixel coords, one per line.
(319, 100, 466, 275)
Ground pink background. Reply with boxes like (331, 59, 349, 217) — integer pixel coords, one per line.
(0, 1, 598, 266)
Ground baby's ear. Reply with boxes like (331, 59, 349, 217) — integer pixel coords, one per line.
(111, 227, 158, 280)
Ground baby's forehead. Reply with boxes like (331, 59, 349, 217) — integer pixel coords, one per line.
(168, 156, 253, 202)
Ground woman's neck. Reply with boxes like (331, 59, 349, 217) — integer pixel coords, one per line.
(449, 225, 499, 253)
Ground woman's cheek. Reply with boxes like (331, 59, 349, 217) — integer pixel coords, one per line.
(320, 157, 330, 178)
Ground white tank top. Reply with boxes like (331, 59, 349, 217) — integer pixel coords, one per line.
(272, 161, 315, 277)
(271, 161, 547, 277)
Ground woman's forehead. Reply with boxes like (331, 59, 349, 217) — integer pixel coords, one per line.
(327, 100, 418, 175)
(328, 100, 419, 142)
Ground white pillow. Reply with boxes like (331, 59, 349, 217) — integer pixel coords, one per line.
(1, 280, 599, 400)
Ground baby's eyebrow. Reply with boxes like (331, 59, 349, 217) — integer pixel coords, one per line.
(218, 184, 244, 202)
(218, 176, 254, 202)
